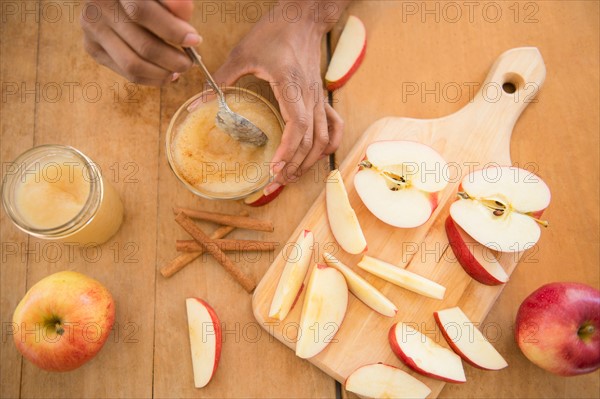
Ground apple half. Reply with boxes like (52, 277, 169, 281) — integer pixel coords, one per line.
(269, 229, 314, 321)
(389, 322, 466, 383)
(354, 141, 448, 228)
(357, 255, 446, 300)
(244, 185, 284, 207)
(345, 363, 431, 399)
(445, 216, 508, 285)
(450, 166, 551, 252)
(326, 169, 367, 254)
(325, 15, 366, 91)
(323, 252, 397, 317)
(435, 307, 508, 370)
(186, 298, 222, 388)
(296, 264, 348, 359)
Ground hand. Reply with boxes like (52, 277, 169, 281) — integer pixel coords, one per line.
(213, 3, 346, 195)
(80, 0, 200, 86)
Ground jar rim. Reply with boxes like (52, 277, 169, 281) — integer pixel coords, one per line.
(165, 86, 284, 201)
(1, 144, 104, 238)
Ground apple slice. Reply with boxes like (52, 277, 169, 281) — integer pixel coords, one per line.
(445, 216, 508, 285)
(345, 363, 431, 399)
(325, 15, 366, 91)
(389, 322, 466, 383)
(244, 185, 284, 207)
(269, 229, 314, 321)
(186, 298, 222, 388)
(450, 166, 551, 252)
(326, 169, 367, 254)
(434, 307, 508, 370)
(323, 252, 397, 317)
(357, 255, 446, 300)
(354, 141, 448, 228)
(296, 264, 348, 359)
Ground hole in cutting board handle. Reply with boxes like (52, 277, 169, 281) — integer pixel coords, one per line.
(502, 72, 525, 94)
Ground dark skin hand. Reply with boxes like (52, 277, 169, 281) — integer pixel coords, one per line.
(81, 0, 349, 195)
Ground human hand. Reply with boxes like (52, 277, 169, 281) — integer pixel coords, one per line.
(213, 2, 347, 195)
(80, 0, 200, 86)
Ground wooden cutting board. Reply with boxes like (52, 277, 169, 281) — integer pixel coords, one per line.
(252, 47, 546, 397)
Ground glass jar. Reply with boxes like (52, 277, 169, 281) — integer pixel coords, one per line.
(166, 87, 284, 200)
(1, 145, 123, 245)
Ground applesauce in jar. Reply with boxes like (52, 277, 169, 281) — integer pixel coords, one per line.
(167, 88, 283, 199)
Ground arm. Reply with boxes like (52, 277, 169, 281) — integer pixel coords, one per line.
(213, 1, 351, 194)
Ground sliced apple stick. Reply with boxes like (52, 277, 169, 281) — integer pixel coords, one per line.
(326, 169, 367, 254)
(269, 230, 314, 321)
(357, 255, 446, 300)
(323, 252, 397, 317)
(296, 264, 348, 359)
(345, 363, 431, 399)
(434, 307, 508, 370)
(186, 298, 221, 388)
(445, 216, 508, 285)
(389, 322, 466, 383)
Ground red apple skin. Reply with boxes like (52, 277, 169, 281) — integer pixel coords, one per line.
(325, 42, 367, 91)
(445, 216, 505, 286)
(12, 271, 115, 372)
(515, 282, 600, 376)
(190, 298, 222, 377)
(388, 323, 466, 383)
(244, 185, 284, 207)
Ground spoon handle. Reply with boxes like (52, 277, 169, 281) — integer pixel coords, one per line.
(183, 47, 226, 103)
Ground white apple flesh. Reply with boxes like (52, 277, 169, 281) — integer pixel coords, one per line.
(12, 271, 115, 372)
(345, 363, 431, 399)
(269, 230, 314, 321)
(325, 15, 366, 91)
(358, 255, 446, 300)
(323, 252, 397, 317)
(326, 169, 367, 254)
(515, 282, 600, 376)
(296, 264, 348, 359)
(435, 307, 508, 370)
(186, 297, 221, 388)
(354, 141, 447, 228)
(445, 216, 508, 285)
(450, 166, 551, 252)
(389, 323, 466, 383)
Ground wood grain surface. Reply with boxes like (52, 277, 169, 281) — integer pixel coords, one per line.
(1, 1, 598, 399)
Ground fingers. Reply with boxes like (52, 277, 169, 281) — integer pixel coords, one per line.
(322, 103, 344, 156)
(159, 0, 194, 21)
(297, 94, 329, 175)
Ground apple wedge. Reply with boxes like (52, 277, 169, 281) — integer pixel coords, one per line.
(354, 141, 448, 228)
(325, 15, 366, 91)
(244, 185, 284, 207)
(296, 264, 348, 359)
(450, 166, 551, 252)
(326, 169, 367, 254)
(357, 255, 446, 300)
(389, 322, 466, 383)
(323, 252, 397, 317)
(434, 307, 508, 370)
(445, 216, 508, 285)
(345, 363, 431, 399)
(269, 229, 314, 321)
(186, 298, 222, 388)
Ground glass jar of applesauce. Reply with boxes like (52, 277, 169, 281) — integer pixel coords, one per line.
(1, 145, 123, 245)
(166, 87, 284, 200)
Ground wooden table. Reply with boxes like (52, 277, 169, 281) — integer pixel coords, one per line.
(1, 1, 598, 398)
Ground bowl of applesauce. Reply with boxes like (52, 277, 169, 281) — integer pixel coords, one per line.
(166, 87, 284, 200)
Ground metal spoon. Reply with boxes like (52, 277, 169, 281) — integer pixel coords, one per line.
(183, 47, 268, 146)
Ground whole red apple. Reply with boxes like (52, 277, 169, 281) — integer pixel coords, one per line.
(515, 282, 600, 376)
(12, 271, 115, 372)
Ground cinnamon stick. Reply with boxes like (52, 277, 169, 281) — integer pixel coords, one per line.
(173, 207, 273, 232)
(175, 212, 256, 293)
(160, 224, 235, 278)
(176, 239, 278, 253)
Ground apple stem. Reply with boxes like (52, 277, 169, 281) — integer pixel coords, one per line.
(457, 191, 549, 227)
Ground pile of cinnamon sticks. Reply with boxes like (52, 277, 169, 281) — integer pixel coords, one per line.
(160, 207, 278, 293)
